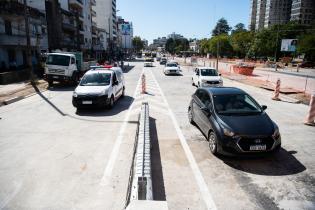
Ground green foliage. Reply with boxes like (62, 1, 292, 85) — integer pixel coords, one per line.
(212, 18, 231, 36)
(165, 38, 189, 54)
(231, 23, 247, 34)
(132, 36, 144, 52)
(297, 33, 315, 60)
(208, 34, 233, 57)
(230, 31, 254, 57)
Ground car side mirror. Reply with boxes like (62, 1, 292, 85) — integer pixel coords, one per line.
(113, 80, 118, 86)
(262, 105, 267, 110)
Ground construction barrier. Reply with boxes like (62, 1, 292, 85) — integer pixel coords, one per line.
(304, 93, 315, 126)
(272, 79, 281, 101)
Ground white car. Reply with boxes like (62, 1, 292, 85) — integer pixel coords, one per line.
(144, 62, 153, 67)
(164, 62, 181, 75)
(72, 67, 125, 109)
(192, 67, 223, 87)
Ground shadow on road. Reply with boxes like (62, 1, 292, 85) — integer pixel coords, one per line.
(76, 96, 134, 117)
(220, 148, 306, 176)
(150, 117, 166, 201)
(47, 83, 76, 92)
(123, 65, 135, 73)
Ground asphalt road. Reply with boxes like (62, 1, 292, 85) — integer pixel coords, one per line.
(0, 61, 314, 210)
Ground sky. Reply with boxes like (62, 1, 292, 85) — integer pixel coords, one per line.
(117, 0, 250, 44)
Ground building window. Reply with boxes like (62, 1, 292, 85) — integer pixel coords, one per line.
(5, 20, 12, 35)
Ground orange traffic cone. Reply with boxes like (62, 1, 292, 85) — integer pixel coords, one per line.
(304, 93, 315, 126)
(141, 74, 146, 94)
(272, 79, 281, 101)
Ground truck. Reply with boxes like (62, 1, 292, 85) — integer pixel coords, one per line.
(44, 52, 96, 86)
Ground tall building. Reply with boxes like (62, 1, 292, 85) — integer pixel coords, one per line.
(117, 17, 133, 49)
(249, 0, 314, 30)
(94, 0, 117, 50)
(168, 32, 184, 40)
(264, 0, 292, 28)
(290, 0, 315, 24)
(0, 0, 48, 71)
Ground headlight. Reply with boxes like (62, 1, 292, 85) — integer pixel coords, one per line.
(223, 127, 235, 137)
(272, 128, 280, 140)
(201, 79, 208, 83)
(73, 92, 78, 97)
(99, 90, 107, 96)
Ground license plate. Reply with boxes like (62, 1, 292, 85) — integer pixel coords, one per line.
(53, 76, 59, 79)
(250, 145, 266, 151)
(82, 101, 92, 105)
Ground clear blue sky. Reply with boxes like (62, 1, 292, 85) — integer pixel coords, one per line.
(117, 0, 250, 43)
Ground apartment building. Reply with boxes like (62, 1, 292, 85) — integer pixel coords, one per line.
(0, 0, 48, 71)
(93, 0, 117, 50)
(249, 0, 314, 30)
(117, 17, 133, 49)
(290, 0, 315, 24)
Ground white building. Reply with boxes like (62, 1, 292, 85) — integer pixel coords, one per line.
(117, 17, 133, 49)
(93, 0, 117, 50)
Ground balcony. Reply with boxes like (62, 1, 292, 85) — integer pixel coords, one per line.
(69, 0, 83, 9)
(91, 0, 96, 6)
(92, 21, 97, 27)
(0, 33, 38, 47)
(91, 9, 96, 17)
(62, 19, 76, 32)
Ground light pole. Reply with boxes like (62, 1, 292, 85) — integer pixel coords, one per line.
(23, 0, 35, 83)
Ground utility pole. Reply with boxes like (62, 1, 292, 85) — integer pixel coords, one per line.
(216, 40, 219, 71)
(23, 0, 35, 83)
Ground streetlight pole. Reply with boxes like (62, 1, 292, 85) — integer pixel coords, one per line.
(216, 40, 220, 71)
(23, 0, 35, 83)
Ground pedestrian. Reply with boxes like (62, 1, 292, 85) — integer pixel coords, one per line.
(304, 91, 315, 126)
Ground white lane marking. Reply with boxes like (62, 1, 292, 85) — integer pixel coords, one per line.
(149, 70, 217, 210)
(0, 181, 22, 210)
(100, 70, 143, 186)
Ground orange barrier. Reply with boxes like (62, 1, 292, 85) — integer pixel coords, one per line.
(141, 74, 146, 94)
(304, 93, 315, 126)
(272, 79, 281, 101)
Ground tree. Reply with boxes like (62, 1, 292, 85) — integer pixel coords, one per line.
(165, 38, 189, 54)
(297, 33, 315, 61)
(230, 31, 254, 58)
(132, 36, 144, 52)
(199, 38, 210, 55)
(212, 18, 231, 36)
(231, 23, 247, 34)
(208, 34, 233, 57)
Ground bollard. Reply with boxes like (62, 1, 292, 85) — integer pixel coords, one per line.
(141, 74, 146, 94)
(304, 93, 315, 126)
(272, 79, 281, 101)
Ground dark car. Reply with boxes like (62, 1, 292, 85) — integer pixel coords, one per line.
(188, 87, 281, 156)
(160, 58, 167, 65)
(300, 61, 315, 68)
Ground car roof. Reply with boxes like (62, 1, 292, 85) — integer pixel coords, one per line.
(85, 69, 114, 75)
(202, 87, 247, 95)
(198, 67, 217, 70)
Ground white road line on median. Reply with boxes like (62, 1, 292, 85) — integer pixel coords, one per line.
(149, 70, 217, 210)
(100, 69, 143, 186)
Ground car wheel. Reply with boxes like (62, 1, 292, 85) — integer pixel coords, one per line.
(121, 87, 125, 98)
(188, 106, 195, 125)
(108, 96, 114, 109)
(208, 132, 218, 155)
(273, 144, 281, 153)
(48, 80, 53, 87)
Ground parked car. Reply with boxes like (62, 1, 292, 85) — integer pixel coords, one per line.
(72, 66, 125, 110)
(160, 58, 167, 65)
(156, 57, 161, 61)
(163, 62, 181, 75)
(188, 87, 281, 156)
(192, 67, 223, 87)
(300, 61, 315, 68)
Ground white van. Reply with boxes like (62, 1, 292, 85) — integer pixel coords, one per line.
(72, 66, 125, 109)
(192, 67, 223, 87)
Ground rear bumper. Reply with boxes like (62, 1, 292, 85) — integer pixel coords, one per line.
(72, 94, 109, 108)
(164, 70, 181, 75)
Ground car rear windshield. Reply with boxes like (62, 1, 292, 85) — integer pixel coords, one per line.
(80, 73, 111, 86)
(166, 63, 177, 67)
(213, 94, 262, 115)
(46, 55, 70, 66)
(200, 69, 218, 76)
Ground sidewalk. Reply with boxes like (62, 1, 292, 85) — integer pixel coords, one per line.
(0, 80, 48, 106)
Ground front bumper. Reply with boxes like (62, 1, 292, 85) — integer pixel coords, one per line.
(165, 70, 181, 75)
(72, 94, 109, 108)
(217, 135, 281, 156)
(200, 81, 223, 87)
(44, 74, 71, 81)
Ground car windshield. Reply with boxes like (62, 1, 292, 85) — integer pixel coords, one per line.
(200, 69, 218, 76)
(80, 73, 111, 86)
(46, 55, 70, 66)
(213, 94, 262, 115)
(166, 63, 177, 67)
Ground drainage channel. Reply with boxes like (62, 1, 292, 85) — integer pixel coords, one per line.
(125, 102, 168, 210)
